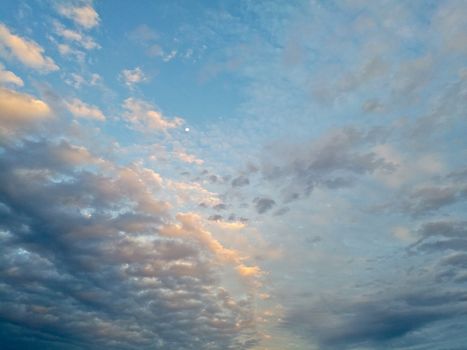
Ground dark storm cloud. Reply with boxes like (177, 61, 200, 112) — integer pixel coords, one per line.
(0, 138, 257, 350)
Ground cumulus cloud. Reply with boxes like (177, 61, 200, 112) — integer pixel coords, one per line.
(0, 63, 23, 86)
(0, 23, 58, 72)
(120, 67, 147, 87)
(58, 4, 100, 30)
(0, 87, 51, 133)
(122, 97, 183, 132)
(65, 98, 106, 121)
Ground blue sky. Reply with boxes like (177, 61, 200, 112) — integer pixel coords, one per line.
(1, 1, 467, 349)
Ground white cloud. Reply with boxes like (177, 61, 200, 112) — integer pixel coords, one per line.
(0, 23, 59, 72)
(54, 22, 100, 50)
(173, 149, 204, 165)
(0, 63, 23, 86)
(65, 72, 101, 89)
(58, 4, 100, 30)
(0, 87, 51, 132)
(120, 67, 147, 87)
(65, 98, 105, 121)
(122, 97, 183, 131)
(56, 43, 85, 62)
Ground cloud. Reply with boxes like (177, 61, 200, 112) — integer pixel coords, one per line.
(56, 43, 85, 62)
(391, 169, 467, 216)
(285, 288, 467, 349)
(173, 149, 204, 165)
(54, 22, 100, 50)
(58, 4, 100, 30)
(0, 136, 259, 349)
(257, 127, 394, 203)
(122, 97, 183, 132)
(166, 180, 220, 207)
(237, 264, 262, 278)
(0, 63, 23, 86)
(0, 87, 51, 133)
(128, 24, 158, 43)
(65, 98, 106, 121)
(65, 72, 101, 89)
(0, 23, 58, 72)
(120, 67, 147, 87)
(402, 186, 465, 216)
(253, 197, 276, 214)
(231, 175, 250, 187)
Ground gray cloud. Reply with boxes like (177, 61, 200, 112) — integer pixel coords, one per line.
(285, 288, 467, 349)
(0, 138, 258, 350)
(258, 127, 394, 203)
(231, 176, 250, 187)
(253, 197, 276, 214)
(401, 186, 467, 216)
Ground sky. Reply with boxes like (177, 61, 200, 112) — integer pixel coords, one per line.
(1, 0, 467, 349)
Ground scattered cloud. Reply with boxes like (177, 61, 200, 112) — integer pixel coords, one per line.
(65, 72, 101, 89)
(57, 4, 100, 30)
(54, 22, 100, 50)
(232, 175, 250, 187)
(122, 97, 183, 131)
(0, 62, 23, 86)
(254, 197, 276, 214)
(120, 67, 148, 87)
(65, 97, 106, 121)
(56, 42, 85, 62)
(0, 87, 51, 133)
(0, 23, 58, 72)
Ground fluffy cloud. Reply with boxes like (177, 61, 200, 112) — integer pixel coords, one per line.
(58, 4, 100, 30)
(122, 97, 183, 131)
(0, 87, 51, 133)
(0, 23, 58, 72)
(0, 63, 23, 86)
(65, 98, 106, 121)
(120, 67, 147, 87)
(0, 63, 24, 86)
(0, 136, 259, 350)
